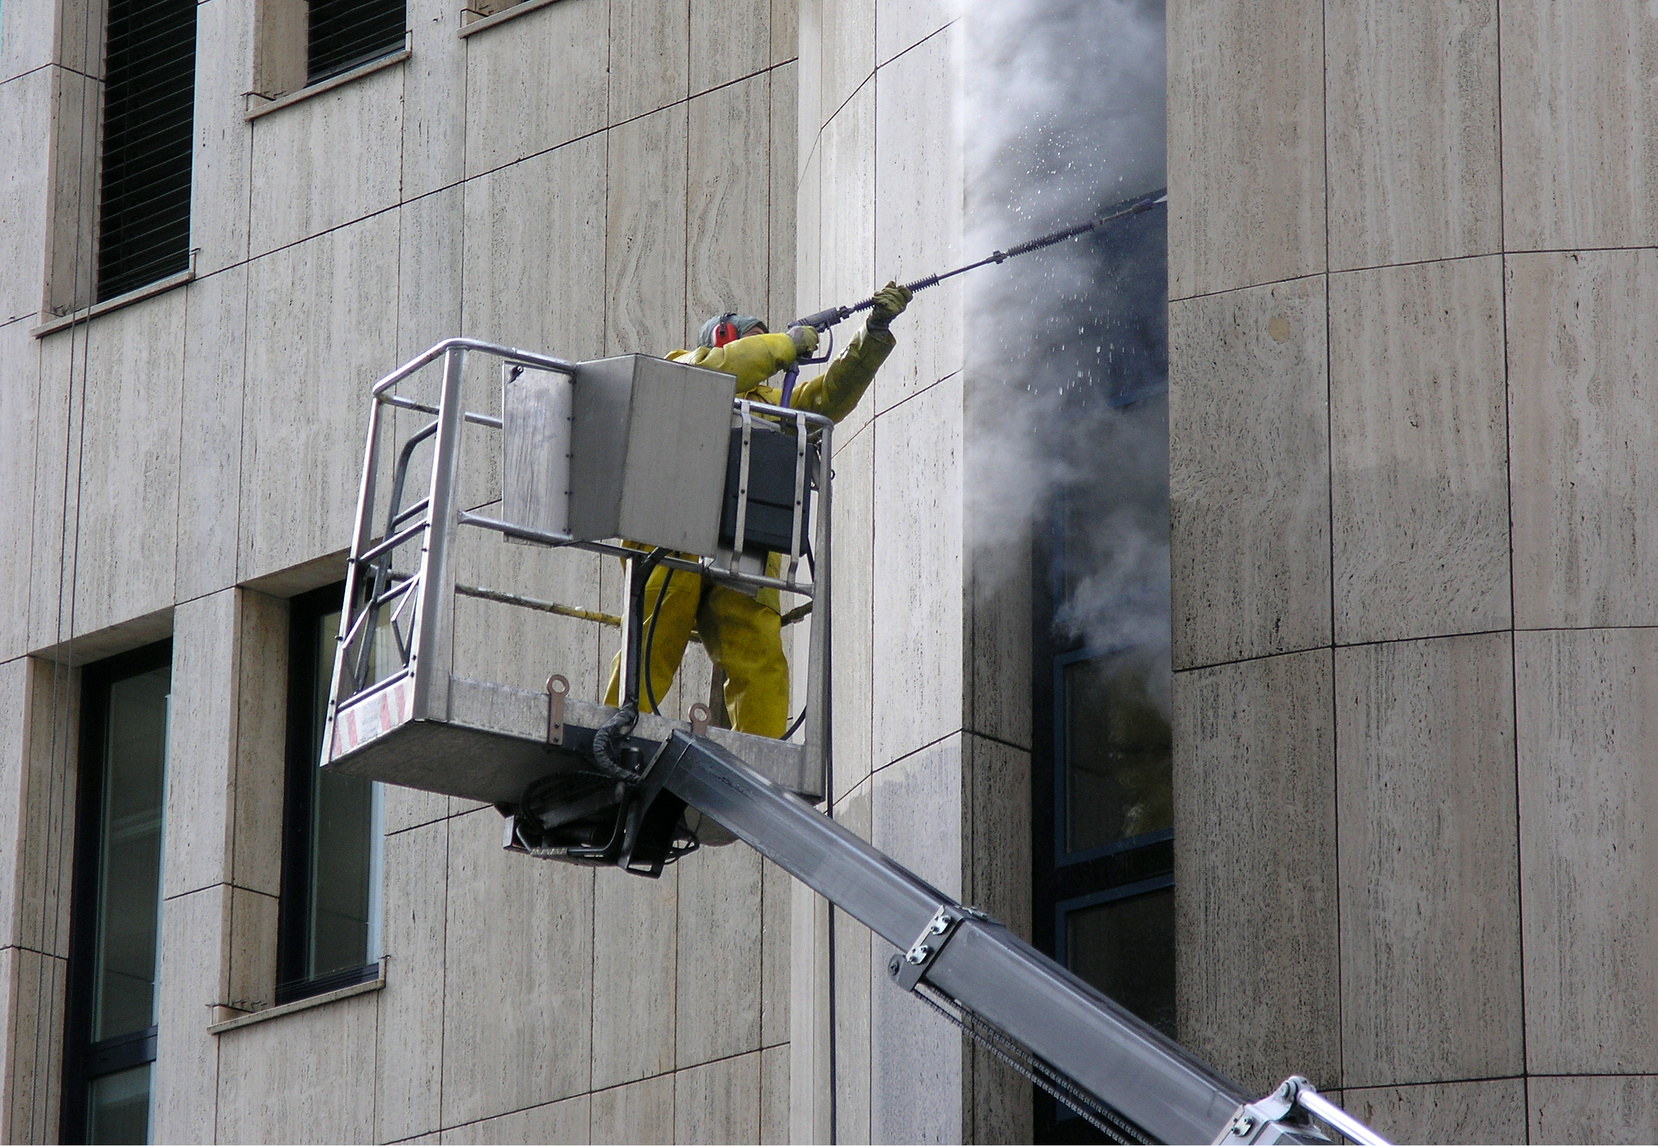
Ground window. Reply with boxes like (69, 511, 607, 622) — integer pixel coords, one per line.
(305, 0, 404, 83)
(96, 0, 196, 301)
(64, 642, 172, 1145)
(276, 583, 383, 1004)
(1028, 169, 1171, 1146)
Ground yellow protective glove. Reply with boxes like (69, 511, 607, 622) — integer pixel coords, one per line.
(789, 324, 820, 357)
(866, 281, 912, 331)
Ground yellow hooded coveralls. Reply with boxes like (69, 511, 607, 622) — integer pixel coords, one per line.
(602, 325, 897, 737)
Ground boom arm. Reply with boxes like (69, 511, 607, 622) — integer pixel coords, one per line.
(645, 729, 1386, 1146)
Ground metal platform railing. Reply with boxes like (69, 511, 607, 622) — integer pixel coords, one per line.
(320, 337, 834, 802)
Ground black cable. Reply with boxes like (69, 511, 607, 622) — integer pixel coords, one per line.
(783, 705, 807, 741)
(643, 567, 673, 715)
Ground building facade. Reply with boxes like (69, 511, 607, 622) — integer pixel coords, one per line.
(1, 0, 1656, 1142)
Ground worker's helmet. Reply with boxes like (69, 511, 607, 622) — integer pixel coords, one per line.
(699, 313, 767, 349)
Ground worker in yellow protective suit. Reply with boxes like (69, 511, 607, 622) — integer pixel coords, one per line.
(602, 282, 913, 737)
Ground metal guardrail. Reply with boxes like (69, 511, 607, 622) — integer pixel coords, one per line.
(321, 338, 835, 790)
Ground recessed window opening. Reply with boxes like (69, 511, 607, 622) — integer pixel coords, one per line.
(64, 641, 173, 1145)
(277, 583, 384, 1005)
(96, 0, 196, 301)
(306, 0, 405, 83)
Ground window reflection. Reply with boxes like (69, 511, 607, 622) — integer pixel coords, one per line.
(1063, 881, 1176, 1039)
(1061, 648, 1172, 856)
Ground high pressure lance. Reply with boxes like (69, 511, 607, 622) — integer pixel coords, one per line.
(778, 185, 1168, 399)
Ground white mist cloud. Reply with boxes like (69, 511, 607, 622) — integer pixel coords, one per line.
(961, 0, 1170, 712)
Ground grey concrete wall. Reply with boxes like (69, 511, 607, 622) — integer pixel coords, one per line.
(0, 0, 804, 1137)
(1171, 2, 1658, 1142)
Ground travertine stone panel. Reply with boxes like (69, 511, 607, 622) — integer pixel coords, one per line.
(691, 0, 768, 95)
(248, 63, 403, 256)
(398, 187, 464, 363)
(0, 659, 28, 947)
(872, 373, 963, 766)
(462, 135, 608, 361)
(153, 885, 228, 1145)
(28, 332, 75, 651)
(674, 1050, 762, 1142)
(1174, 650, 1338, 1095)
(377, 818, 448, 1143)
(797, 0, 821, 169)
(3, 947, 67, 1143)
(964, 488, 1031, 748)
(831, 782, 872, 1143)
(591, 1072, 672, 1144)
(1508, 250, 1658, 629)
(810, 81, 875, 443)
(873, 22, 962, 413)
(17, 658, 76, 959)
(870, 937, 961, 1145)
(463, 0, 608, 177)
(0, 70, 52, 323)
(872, 734, 962, 898)
(606, 104, 689, 355)
(43, 69, 100, 319)
(401, 0, 465, 199)
(241, 211, 400, 582)
(1325, 0, 1500, 269)
(1169, 277, 1330, 669)
(768, 61, 798, 332)
(230, 589, 287, 896)
(609, 0, 689, 124)
(688, 74, 772, 332)
(771, 0, 796, 64)
(1517, 628, 1658, 1073)
(385, 784, 449, 835)
(963, 735, 1030, 939)
(1168, 0, 1323, 298)
(675, 843, 763, 1068)
(177, 268, 247, 600)
(1329, 258, 1510, 645)
(442, 1094, 589, 1143)
(0, 0, 54, 82)
(592, 865, 678, 1089)
(760, 1041, 789, 1144)
(1336, 633, 1522, 1087)
(1502, 0, 1658, 251)
(796, 147, 822, 342)
(190, 0, 255, 276)
(164, 590, 237, 898)
(1343, 1078, 1526, 1146)
(1531, 1074, 1658, 1144)
(869, 737, 964, 1144)
(761, 856, 791, 1045)
(72, 291, 186, 636)
(0, 322, 39, 661)
(215, 991, 379, 1142)
(441, 809, 594, 1123)
(226, 886, 277, 1012)
(829, 426, 873, 798)
(875, 0, 949, 65)
(819, 0, 872, 120)
(789, 866, 832, 1144)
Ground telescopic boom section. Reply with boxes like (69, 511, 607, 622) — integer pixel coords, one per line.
(646, 730, 1386, 1146)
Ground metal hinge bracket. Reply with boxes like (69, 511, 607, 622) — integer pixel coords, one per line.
(546, 674, 569, 746)
(889, 905, 990, 992)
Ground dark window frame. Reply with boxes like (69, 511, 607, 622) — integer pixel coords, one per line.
(306, 0, 406, 84)
(276, 582, 382, 1005)
(63, 639, 173, 1145)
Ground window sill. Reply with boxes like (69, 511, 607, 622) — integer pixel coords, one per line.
(207, 965, 386, 1034)
(458, 0, 564, 38)
(245, 46, 411, 121)
(32, 258, 197, 338)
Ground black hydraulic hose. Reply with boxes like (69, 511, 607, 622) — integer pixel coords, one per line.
(783, 705, 807, 741)
(594, 549, 668, 783)
(792, 187, 1168, 332)
(643, 568, 673, 715)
